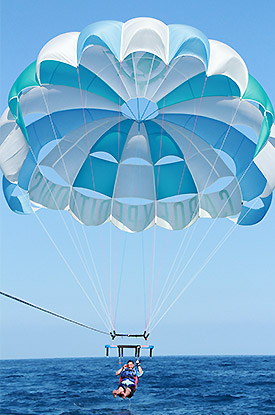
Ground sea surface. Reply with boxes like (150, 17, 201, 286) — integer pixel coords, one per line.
(1, 356, 275, 415)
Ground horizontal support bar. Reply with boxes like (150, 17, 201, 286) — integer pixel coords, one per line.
(113, 334, 146, 337)
(110, 330, 150, 341)
(105, 344, 154, 357)
(105, 345, 154, 349)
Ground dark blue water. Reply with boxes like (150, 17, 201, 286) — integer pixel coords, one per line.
(1, 356, 275, 415)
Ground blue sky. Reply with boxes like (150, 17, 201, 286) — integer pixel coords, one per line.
(1, 0, 275, 359)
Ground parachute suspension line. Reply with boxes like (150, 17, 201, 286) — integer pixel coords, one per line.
(76, 67, 115, 331)
(146, 74, 208, 332)
(25, 155, 112, 332)
(132, 52, 139, 99)
(110, 60, 133, 329)
(24, 108, 113, 332)
(149, 196, 259, 332)
(165, 99, 242, 288)
(23, 156, 112, 332)
(109, 220, 112, 319)
(127, 99, 150, 332)
(148, 97, 243, 329)
(112, 60, 122, 327)
(113, 209, 118, 328)
(141, 231, 147, 328)
(0, 291, 110, 336)
(151, 98, 243, 323)
(112, 114, 143, 330)
(150, 223, 236, 331)
(39, 86, 113, 331)
(105, 52, 151, 332)
(174, 98, 242, 267)
(148, 215, 200, 330)
(149, 220, 196, 326)
(201, 99, 242, 196)
(136, 118, 148, 330)
(155, 64, 169, 200)
(113, 231, 128, 327)
(105, 51, 131, 100)
(149, 156, 256, 330)
(145, 202, 156, 330)
(145, 64, 169, 332)
(19, 190, 112, 332)
(109, 61, 149, 330)
(39, 87, 91, 262)
(142, 55, 156, 107)
(143, 60, 178, 121)
(140, 98, 151, 121)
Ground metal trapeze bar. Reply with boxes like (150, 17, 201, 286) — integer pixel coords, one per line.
(110, 330, 150, 341)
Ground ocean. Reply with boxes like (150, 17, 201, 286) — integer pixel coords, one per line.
(1, 356, 274, 415)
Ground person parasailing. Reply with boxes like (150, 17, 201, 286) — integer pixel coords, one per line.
(113, 359, 143, 399)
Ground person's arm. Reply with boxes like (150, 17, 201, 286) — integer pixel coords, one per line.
(116, 364, 127, 376)
(136, 360, 143, 376)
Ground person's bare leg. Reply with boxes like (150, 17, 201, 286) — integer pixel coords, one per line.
(123, 387, 132, 399)
(119, 387, 126, 399)
(113, 386, 124, 398)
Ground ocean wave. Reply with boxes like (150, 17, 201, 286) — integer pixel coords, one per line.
(246, 381, 275, 387)
(203, 393, 242, 402)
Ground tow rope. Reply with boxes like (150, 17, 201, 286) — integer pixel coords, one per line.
(0, 290, 110, 336)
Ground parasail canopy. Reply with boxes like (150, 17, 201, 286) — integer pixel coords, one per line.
(1, 17, 274, 233)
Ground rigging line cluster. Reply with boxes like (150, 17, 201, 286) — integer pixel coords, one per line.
(39, 87, 112, 326)
(12, 110, 112, 331)
(151, 153, 257, 329)
(76, 66, 114, 331)
(149, 195, 260, 333)
(146, 94, 243, 332)
(146, 74, 208, 332)
(111, 60, 122, 329)
(145, 64, 169, 331)
(37, 88, 114, 332)
(16, 192, 111, 332)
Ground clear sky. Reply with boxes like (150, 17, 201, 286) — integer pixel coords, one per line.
(1, 0, 275, 359)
